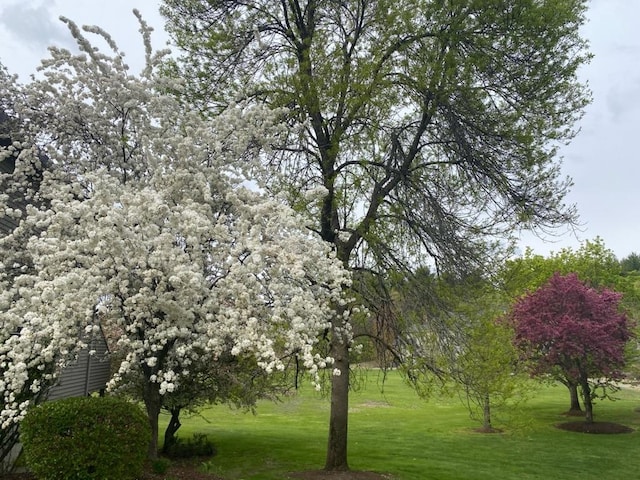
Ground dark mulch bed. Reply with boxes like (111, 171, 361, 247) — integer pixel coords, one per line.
(140, 458, 223, 480)
(556, 421, 634, 434)
(2, 467, 393, 480)
(289, 471, 394, 480)
(0, 473, 33, 480)
(2, 458, 223, 480)
(472, 426, 503, 434)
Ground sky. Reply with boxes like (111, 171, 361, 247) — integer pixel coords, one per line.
(0, 0, 639, 260)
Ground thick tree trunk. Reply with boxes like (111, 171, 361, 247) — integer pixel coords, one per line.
(143, 380, 162, 459)
(324, 332, 350, 471)
(162, 407, 182, 454)
(567, 381, 582, 414)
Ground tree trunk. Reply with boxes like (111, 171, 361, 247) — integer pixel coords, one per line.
(567, 381, 582, 414)
(483, 394, 492, 431)
(143, 380, 162, 459)
(580, 377, 594, 424)
(324, 330, 350, 471)
(162, 407, 182, 454)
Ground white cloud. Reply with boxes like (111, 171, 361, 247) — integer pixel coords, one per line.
(0, 1, 168, 80)
(0, 1, 71, 52)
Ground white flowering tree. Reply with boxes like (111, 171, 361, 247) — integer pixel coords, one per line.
(0, 12, 349, 458)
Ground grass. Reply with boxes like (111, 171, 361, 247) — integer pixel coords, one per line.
(159, 371, 640, 480)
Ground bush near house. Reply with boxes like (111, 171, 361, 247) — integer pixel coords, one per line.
(20, 396, 150, 480)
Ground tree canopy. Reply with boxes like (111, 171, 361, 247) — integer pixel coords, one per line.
(394, 271, 530, 431)
(502, 238, 624, 295)
(0, 13, 349, 458)
(441, 280, 529, 432)
(620, 252, 640, 275)
(509, 273, 633, 423)
(161, 0, 592, 469)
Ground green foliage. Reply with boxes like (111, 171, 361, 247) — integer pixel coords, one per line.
(450, 303, 534, 428)
(162, 0, 591, 273)
(401, 272, 533, 427)
(620, 252, 640, 274)
(502, 237, 622, 295)
(151, 457, 171, 474)
(164, 433, 216, 459)
(618, 252, 640, 327)
(503, 237, 640, 316)
(163, 0, 592, 468)
(20, 396, 150, 480)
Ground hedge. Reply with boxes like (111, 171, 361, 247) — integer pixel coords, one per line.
(21, 396, 150, 480)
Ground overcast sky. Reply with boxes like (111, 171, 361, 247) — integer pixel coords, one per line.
(1, 0, 639, 260)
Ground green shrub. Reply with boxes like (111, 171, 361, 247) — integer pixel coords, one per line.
(21, 396, 150, 480)
(151, 457, 171, 474)
(164, 433, 216, 459)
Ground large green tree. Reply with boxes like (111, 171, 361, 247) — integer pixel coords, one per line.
(162, 0, 590, 470)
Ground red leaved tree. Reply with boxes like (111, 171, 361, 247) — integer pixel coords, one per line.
(509, 273, 632, 423)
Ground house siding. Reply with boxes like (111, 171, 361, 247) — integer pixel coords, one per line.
(1, 114, 113, 472)
(1, 156, 17, 236)
(47, 332, 111, 401)
(0, 217, 14, 236)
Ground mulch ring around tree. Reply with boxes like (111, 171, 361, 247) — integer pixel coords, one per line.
(556, 421, 634, 434)
(288, 470, 395, 480)
(472, 426, 504, 434)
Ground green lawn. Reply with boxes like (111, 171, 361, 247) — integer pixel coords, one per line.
(160, 371, 640, 480)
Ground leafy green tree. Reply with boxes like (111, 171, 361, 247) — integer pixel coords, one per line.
(448, 291, 530, 431)
(502, 238, 622, 294)
(620, 252, 640, 275)
(400, 273, 530, 432)
(161, 0, 591, 470)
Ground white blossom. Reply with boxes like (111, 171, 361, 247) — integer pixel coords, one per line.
(0, 16, 352, 428)
(303, 185, 329, 202)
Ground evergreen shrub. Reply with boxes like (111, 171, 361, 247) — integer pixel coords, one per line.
(21, 396, 150, 480)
